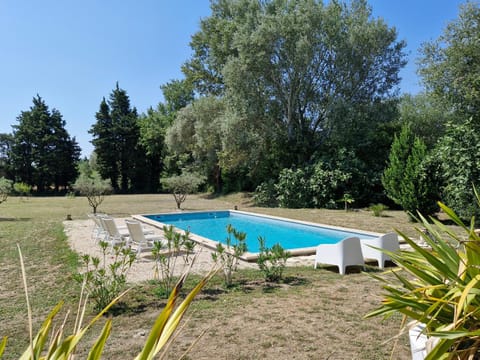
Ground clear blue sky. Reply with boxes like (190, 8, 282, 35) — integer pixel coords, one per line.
(0, 0, 467, 157)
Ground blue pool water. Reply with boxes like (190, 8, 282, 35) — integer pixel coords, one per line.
(144, 211, 377, 253)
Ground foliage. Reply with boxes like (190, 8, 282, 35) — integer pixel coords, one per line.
(253, 180, 278, 207)
(182, 0, 405, 195)
(166, 96, 226, 192)
(74, 241, 136, 312)
(2, 246, 214, 360)
(369, 203, 388, 217)
(338, 193, 355, 212)
(73, 172, 112, 214)
(434, 119, 480, 222)
(256, 237, 290, 282)
(152, 225, 196, 297)
(161, 172, 206, 209)
(138, 80, 194, 193)
(275, 167, 312, 208)
(398, 93, 450, 149)
(90, 83, 150, 193)
(418, 2, 480, 122)
(382, 124, 439, 219)
(13, 182, 31, 198)
(9, 95, 80, 193)
(0, 177, 12, 205)
(366, 198, 480, 359)
(309, 160, 352, 209)
(211, 224, 247, 287)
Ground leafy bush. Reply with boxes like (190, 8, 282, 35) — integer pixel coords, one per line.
(0, 177, 12, 205)
(275, 167, 312, 208)
(152, 225, 196, 297)
(369, 203, 388, 217)
(366, 198, 480, 359)
(161, 172, 206, 209)
(256, 237, 290, 282)
(211, 224, 247, 287)
(310, 161, 351, 209)
(434, 119, 480, 222)
(253, 179, 278, 207)
(74, 241, 136, 311)
(13, 182, 31, 198)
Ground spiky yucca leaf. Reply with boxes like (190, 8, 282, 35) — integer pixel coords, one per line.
(135, 268, 217, 360)
(0, 336, 6, 357)
(366, 200, 480, 359)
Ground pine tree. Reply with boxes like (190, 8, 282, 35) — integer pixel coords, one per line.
(382, 124, 438, 218)
(10, 95, 80, 193)
(90, 83, 143, 193)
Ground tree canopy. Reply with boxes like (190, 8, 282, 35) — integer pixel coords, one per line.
(9, 95, 80, 193)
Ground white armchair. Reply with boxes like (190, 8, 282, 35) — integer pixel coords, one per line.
(314, 236, 364, 275)
(360, 232, 399, 269)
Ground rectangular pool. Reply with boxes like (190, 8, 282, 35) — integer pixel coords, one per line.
(135, 210, 380, 261)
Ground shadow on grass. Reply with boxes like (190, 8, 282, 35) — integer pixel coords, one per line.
(0, 217, 31, 222)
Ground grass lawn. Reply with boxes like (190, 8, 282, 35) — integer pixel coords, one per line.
(0, 193, 441, 359)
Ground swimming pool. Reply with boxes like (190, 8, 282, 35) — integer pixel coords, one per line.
(135, 210, 380, 261)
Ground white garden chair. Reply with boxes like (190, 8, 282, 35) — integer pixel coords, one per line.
(314, 236, 364, 275)
(360, 232, 399, 269)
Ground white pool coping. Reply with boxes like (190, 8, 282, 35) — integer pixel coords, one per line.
(133, 209, 383, 262)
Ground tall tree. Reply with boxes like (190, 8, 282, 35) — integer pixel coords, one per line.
(183, 0, 405, 193)
(166, 96, 225, 192)
(10, 95, 80, 192)
(138, 79, 194, 192)
(418, 2, 480, 122)
(90, 83, 142, 193)
(0, 133, 14, 179)
(418, 2, 480, 221)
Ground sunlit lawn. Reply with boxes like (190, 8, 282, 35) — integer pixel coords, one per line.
(0, 193, 436, 358)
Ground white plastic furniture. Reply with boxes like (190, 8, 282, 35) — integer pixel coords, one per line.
(125, 220, 164, 255)
(360, 232, 399, 269)
(100, 216, 130, 247)
(314, 236, 364, 275)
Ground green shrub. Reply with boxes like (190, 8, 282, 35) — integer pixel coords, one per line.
(275, 168, 312, 208)
(152, 225, 196, 297)
(13, 182, 31, 198)
(211, 224, 247, 287)
(253, 179, 278, 207)
(256, 237, 290, 282)
(369, 203, 388, 217)
(74, 242, 136, 312)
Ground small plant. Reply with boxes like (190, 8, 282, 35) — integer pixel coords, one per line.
(338, 193, 354, 212)
(369, 203, 388, 217)
(256, 236, 290, 282)
(152, 225, 196, 297)
(211, 224, 247, 287)
(74, 241, 136, 311)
